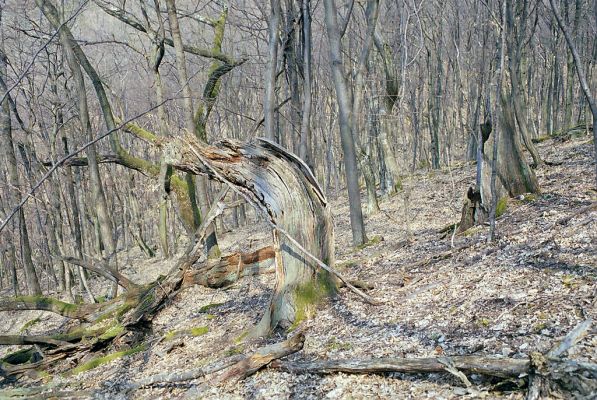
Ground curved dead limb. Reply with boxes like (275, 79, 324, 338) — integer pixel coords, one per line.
(0, 296, 99, 321)
(124, 355, 244, 392)
(183, 331, 306, 398)
(57, 256, 136, 291)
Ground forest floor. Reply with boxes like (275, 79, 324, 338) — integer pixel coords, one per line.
(1, 134, 596, 399)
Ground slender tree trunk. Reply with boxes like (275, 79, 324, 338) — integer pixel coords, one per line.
(505, 0, 542, 167)
(264, 0, 281, 141)
(36, 0, 119, 297)
(299, 0, 313, 167)
(373, 29, 401, 193)
(165, 0, 220, 259)
(351, 0, 379, 213)
(323, 0, 366, 246)
(151, 0, 171, 259)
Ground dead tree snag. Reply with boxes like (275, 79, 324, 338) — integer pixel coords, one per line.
(167, 134, 337, 335)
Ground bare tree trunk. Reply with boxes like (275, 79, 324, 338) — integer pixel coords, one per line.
(264, 0, 282, 141)
(373, 29, 401, 193)
(505, 0, 542, 167)
(36, 0, 119, 297)
(299, 0, 313, 167)
(351, 0, 379, 214)
(488, 0, 508, 242)
(323, 0, 367, 246)
(150, 0, 171, 259)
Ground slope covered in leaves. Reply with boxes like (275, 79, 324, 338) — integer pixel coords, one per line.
(1, 134, 595, 399)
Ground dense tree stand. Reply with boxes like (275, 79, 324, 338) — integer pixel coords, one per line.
(0, 134, 338, 378)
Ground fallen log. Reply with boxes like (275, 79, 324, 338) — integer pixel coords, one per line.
(270, 320, 595, 398)
(271, 355, 529, 378)
(0, 296, 100, 322)
(213, 330, 306, 384)
(0, 335, 70, 348)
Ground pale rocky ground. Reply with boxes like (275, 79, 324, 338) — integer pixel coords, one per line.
(1, 134, 595, 399)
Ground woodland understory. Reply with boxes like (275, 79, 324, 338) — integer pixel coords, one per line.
(1, 136, 595, 399)
(0, 0, 596, 398)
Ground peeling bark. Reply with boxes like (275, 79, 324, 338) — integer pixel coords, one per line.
(167, 135, 336, 334)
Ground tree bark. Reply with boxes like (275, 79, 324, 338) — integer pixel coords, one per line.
(165, 0, 221, 259)
(264, 0, 282, 141)
(323, 0, 366, 246)
(299, 0, 313, 168)
(167, 135, 336, 335)
(373, 29, 402, 193)
(36, 0, 119, 297)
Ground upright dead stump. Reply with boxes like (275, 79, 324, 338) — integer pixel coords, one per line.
(168, 135, 336, 336)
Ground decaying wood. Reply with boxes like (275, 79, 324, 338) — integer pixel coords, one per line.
(270, 319, 596, 398)
(213, 330, 305, 383)
(1, 133, 346, 376)
(0, 296, 100, 321)
(168, 134, 337, 334)
(183, 246, 275, 288)
(273, 225, 380, 305)
(124, 354, 245, 391)
(547, 318, 592, 358)
(272, 355, 529, 378)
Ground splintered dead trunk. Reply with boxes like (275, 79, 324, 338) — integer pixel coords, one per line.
(495, 91, 540, 197)
(168, 136, 336, 335)
(459, 89, 540, 233)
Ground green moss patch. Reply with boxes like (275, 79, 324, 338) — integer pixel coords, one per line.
(98, 324, 124, 341)
(326, 337, 353, 352)
(496, 196, 508, 218)
(68, 344, 146, 376)
(16, 296, 79, 315)
(225, 345, 244, 357)
(234, 330, 249, 344)
(354, 235, 383, 252)
(462, 225, 483, 237)
(198, 302, 224, 313)
(163, 326, 209, 341)
(521, 193, 538, 202)
(189, 326, 209, 336)
(531, 135, 551, 143)
(290, 272, 337, 331)
(19, 317, 41, 333)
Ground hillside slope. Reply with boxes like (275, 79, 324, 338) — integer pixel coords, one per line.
(1, 135, 595, 399)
